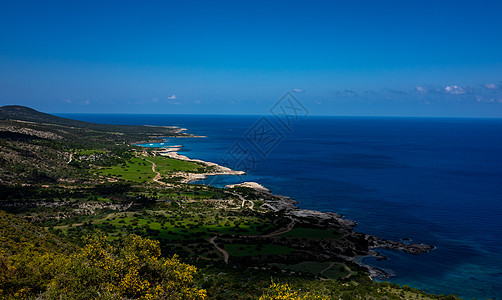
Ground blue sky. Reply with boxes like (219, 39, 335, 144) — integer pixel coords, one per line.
(1, 0, 502, 117)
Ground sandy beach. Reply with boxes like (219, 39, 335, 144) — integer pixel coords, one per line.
(156, 149, 245, 183)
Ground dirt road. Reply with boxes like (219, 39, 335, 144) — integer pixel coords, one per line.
(208, 236, 229, 263)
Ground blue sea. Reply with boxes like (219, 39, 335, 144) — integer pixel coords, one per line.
(58, 113, 502, 299)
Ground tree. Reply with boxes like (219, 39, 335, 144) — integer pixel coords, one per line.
(1, 233, 206, 300)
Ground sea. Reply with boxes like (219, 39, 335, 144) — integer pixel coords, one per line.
(57, 113, 502, 300)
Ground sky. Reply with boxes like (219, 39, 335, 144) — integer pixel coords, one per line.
(1, 0, 502, 117)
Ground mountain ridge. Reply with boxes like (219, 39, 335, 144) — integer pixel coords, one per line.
(0, 105, 98, 127)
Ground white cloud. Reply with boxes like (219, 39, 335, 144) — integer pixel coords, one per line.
(484, 83, 498, 90)
(63, 98, 72, 103)
(475, 96, 502, 103)
(415, 86, 427, 93)
(444, 85, 466, 95)
(167, 94, 177, 100)
(292, 88, 304, 93)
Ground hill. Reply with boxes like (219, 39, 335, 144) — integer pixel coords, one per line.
(0, 209, 75, 255)
(0, 105, 92, 127)
(0, 105, 188, 185)
(0, 105, 183, 139)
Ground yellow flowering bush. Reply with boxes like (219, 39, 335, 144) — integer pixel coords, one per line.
(259, 282, 328, 300)
(0, 247, 69, 299)
(43, 232, 206, 300)
(1, 232, 205, 299)
(121, 234, 161, 263)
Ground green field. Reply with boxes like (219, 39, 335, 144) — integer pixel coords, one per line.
(270, 262, 350, 279)
(94, 156, 206, 183)
(96, 156, 154, 182)
(272, 262, 331, 274)
(101, 208, 274, 241)
(278, 227, 343, 239)
(225, 244, 293, 257)
(323, 264, 351, 279)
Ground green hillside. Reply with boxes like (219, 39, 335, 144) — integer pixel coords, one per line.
(0, 106, 460, 299)
(0, 105, 182, 138)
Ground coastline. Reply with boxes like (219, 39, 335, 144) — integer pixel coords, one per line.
(154, 147, 245, 183)
(229, 180, 435, 278)
(144, 142, 435, 279)
(4, 109, 499, 298)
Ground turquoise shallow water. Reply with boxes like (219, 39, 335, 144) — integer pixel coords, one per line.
(58, 113, 502, 299)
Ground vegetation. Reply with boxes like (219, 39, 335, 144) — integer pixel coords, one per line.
(225, 244, 293, 257)
(277, 227, 343, 239)
(0, 106, 460, 299)
(0, 227, 206, 299)
(94, 156, 206, 183)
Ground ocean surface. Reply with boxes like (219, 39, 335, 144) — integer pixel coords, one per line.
(57, 113, 502, 299)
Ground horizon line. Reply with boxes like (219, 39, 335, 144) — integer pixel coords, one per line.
(52, 112, 502, 119)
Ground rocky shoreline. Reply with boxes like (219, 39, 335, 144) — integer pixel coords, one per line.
(222, 180, 435, 278)
(148, 144, 434, 279)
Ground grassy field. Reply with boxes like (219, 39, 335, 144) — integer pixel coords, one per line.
(95, 206, 274, 242)
(95, 156, 154, 182)
(270, 262, 350, 279)
(94, 156, 207, 183)
(278, 227, 343, 239)
(225, 244, 293, 257)
(322, 264, 350, 279)
(105, 216, 272, 239)
(136, 184, 230, 201)
(272, 262, 331, 274)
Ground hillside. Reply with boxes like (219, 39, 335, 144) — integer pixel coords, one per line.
(0, 105, 181, 137)
(0, 105, 93, 126)
(0, 105, 188, 185)
(0, 210, 75, 255)
(0, 106, 459, 299)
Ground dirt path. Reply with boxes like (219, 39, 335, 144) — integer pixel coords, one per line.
(262, 216, 296, 237)
(142, 157, 170, 186)
(319, 262, 354, 279)
(143, 158, 161, 181)
(341, 264, 355, 279)
(208, 236, 229, 264)
(241, 199, 254, 210)
(231, 192, 255, 211)
(319, 262, 336, 274)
